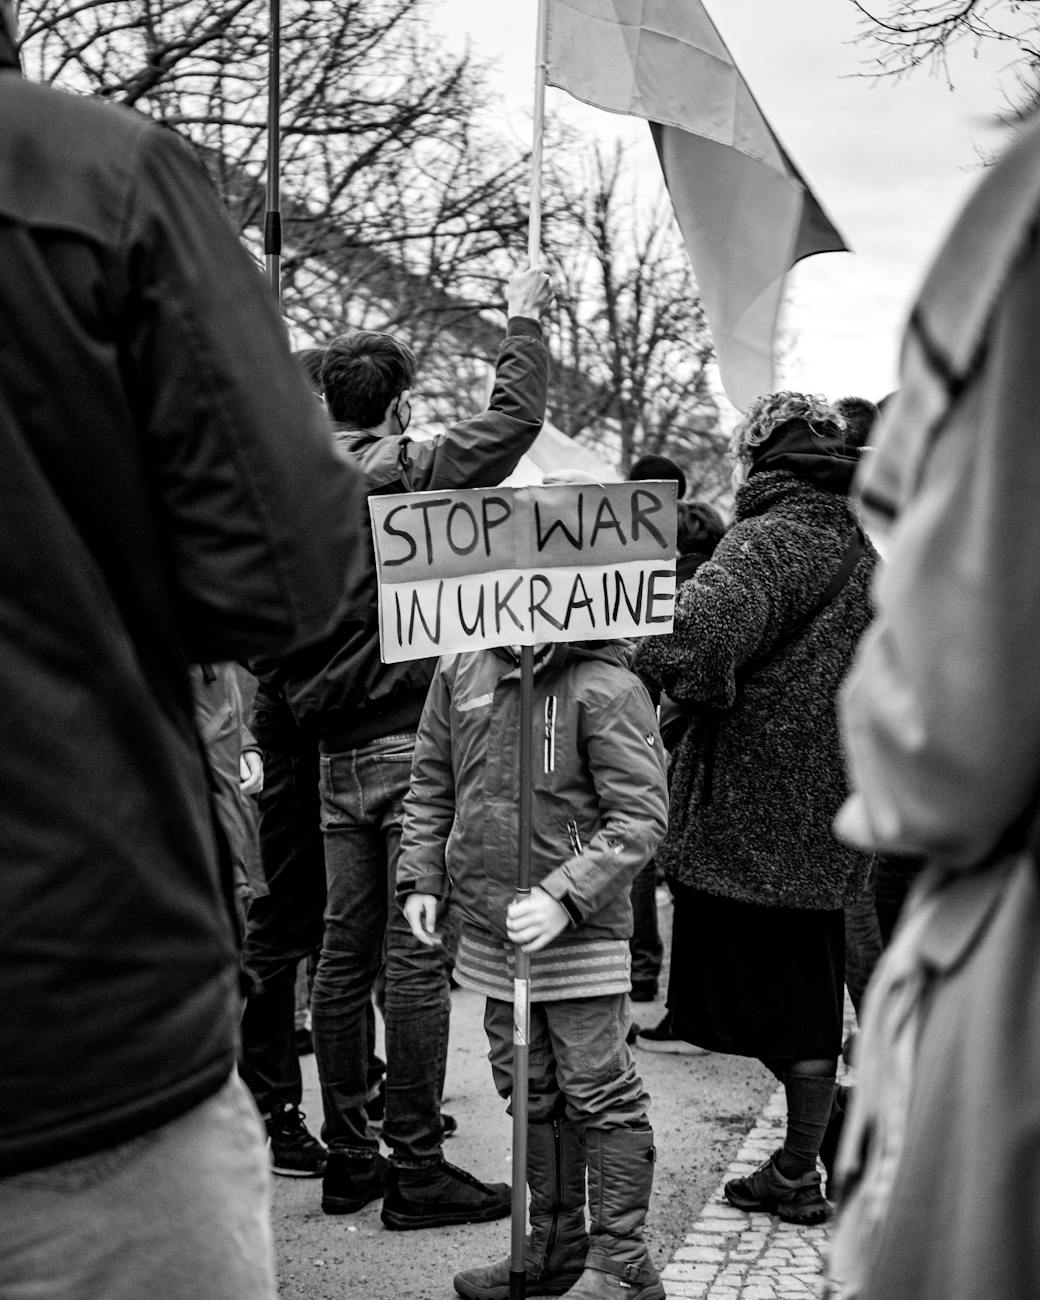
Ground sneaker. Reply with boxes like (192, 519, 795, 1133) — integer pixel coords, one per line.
(381, 1159, 511, 1231)
(724, 1152, 831, 1225)
(634, 1014, 709, 1056)
(322, 1150, 388, 1215)
(265, 1103, 327, 1177)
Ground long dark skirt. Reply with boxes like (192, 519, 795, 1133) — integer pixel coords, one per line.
(667, 883, 845, 1062)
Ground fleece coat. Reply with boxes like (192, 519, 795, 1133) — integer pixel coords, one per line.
(634, 470, 876, 910)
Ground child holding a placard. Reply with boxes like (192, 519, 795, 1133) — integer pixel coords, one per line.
(397, 637, 669, 1300)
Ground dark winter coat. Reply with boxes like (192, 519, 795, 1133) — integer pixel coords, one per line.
(634, 471, 876, 910)
(254, 319, 549, 752)
(191, 663, 263, 901)
(0, 35, 364, 1175)
(398, 641, 668, 942)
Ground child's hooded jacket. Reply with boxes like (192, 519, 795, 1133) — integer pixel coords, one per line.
(398, 640, 668, 959)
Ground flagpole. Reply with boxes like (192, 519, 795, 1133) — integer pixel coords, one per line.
(527, 0, 550, 264)
(264, 0, 282, 301)
(511, 9, 549, 1291)
(509, 643, 535, 1300)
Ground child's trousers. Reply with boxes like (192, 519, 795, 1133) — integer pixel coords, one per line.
(482, 993, 649, 1128)
(475, 993, 663, 1299)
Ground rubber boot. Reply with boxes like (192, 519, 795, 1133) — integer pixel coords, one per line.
(561, 1127, 664, 1300)
(454, 1116, 588, 1300)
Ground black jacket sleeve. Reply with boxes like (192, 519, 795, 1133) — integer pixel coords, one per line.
(403, 318, 549, 491)
(122, 126, 366, 663)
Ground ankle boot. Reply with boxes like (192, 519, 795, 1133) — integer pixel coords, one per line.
(561, 1127, 664, 1300)
(454, 1116, 588, 1300)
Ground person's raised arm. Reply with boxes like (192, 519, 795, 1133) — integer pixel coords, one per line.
(404, 264, 553, 491)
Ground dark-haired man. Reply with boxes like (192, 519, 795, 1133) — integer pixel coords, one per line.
(251, 266, 553, 1228)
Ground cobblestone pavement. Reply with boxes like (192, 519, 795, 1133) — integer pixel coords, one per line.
(660, 1083, 835, 1299)
(657, 996, 860, 1300)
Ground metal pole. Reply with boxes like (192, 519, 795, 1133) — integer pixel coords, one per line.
(264, 0, 282, 301)
(511, 8, 548, 1291)
(509, 644, 535, 1300)
(528, 0, 549, 265)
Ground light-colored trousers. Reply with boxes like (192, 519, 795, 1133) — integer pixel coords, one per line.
(0, 1071, 276, 1300)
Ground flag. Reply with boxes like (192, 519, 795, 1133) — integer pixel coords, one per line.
(545, 0, 848, 411)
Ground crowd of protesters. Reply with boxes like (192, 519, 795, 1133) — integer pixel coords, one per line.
(6, 0, 1040, 1294)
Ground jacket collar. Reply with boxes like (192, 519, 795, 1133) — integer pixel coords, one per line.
(747, 417, 859, 496)
(490, 640, 632, 678)
(734, 469, 841, 523)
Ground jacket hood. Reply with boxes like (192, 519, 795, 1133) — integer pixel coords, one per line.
(490, 640, 633, 677)
(747, 416, 859, 495)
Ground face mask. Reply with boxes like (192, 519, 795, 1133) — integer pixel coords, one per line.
(393, 395, 411, 435)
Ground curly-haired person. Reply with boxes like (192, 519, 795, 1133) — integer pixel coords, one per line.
(634, 391, 877, 1224)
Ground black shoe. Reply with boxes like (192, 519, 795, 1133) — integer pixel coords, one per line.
(724, 1151, 831, 1225)
(265, 1103, 326, 1178)
(635, 1014, 709, 1056)
(442, 1112, 457, 1138)
(381, 1159, 511, 1231)
(321, 1150, 388, 1215)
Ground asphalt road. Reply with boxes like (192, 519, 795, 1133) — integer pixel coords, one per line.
(271, 893, 775, 1300)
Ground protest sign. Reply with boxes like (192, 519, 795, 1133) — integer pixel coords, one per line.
(369, 480, 677, 663)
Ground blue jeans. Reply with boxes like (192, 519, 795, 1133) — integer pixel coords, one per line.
(0, 1074, 274, 1300)
(483, 994, 649, 1132)
(313, 733, 453, 1167)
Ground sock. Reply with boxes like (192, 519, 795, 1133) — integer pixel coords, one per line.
(776, 1073, 836, 1179)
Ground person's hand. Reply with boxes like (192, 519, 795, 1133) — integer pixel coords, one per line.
(404, 893, 440, 946)
(506, 264, 554, 321)
(506, 886, 570, 953)
(239, 749, 263, 795)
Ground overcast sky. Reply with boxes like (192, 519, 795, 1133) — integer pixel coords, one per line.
(434, 0, 1012, 408)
